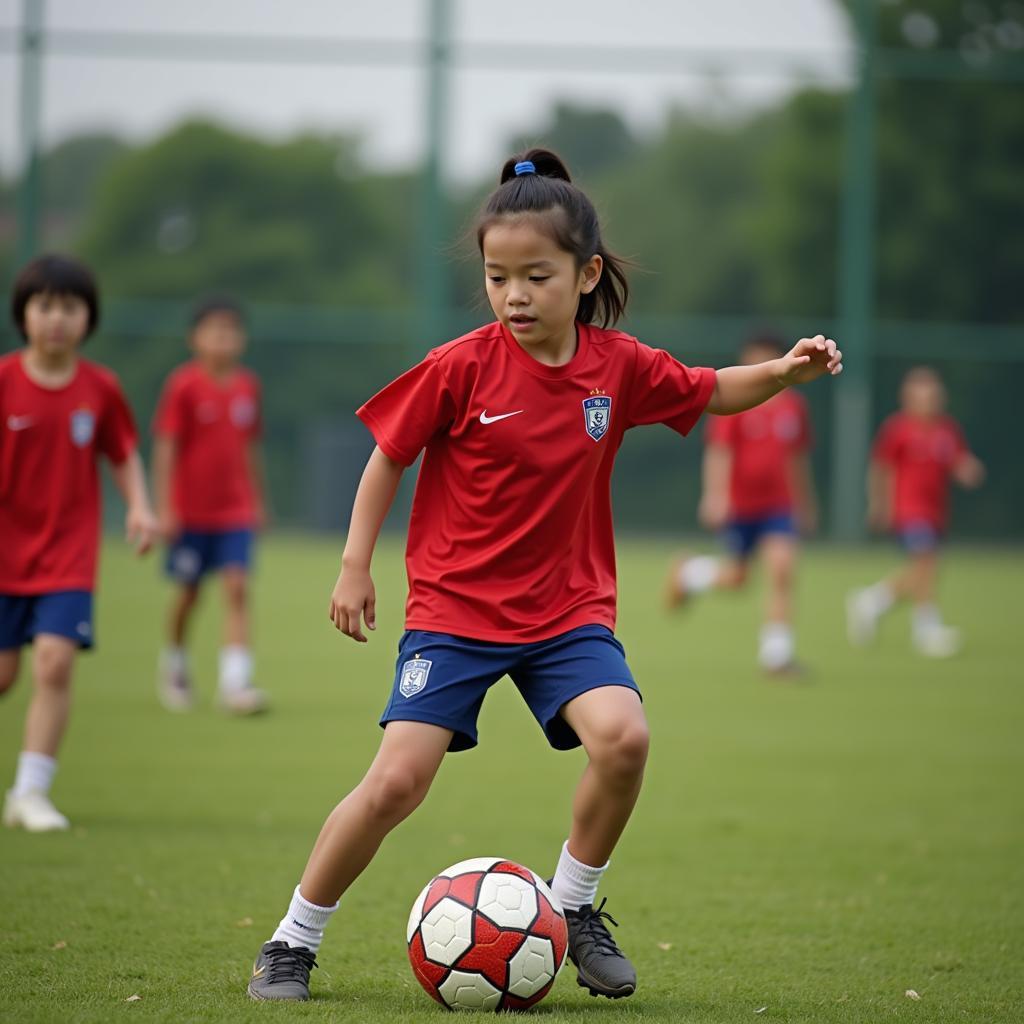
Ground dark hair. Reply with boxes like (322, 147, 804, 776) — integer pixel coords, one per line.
(190, 294, 246, 330)
(475, 148, 629, 328)
(741, 331, 787, 360)
(10, 253, 100, 342)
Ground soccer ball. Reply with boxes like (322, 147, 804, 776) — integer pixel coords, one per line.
(407, 857, 568, 1011)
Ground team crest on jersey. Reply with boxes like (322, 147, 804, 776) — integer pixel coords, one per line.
(231, 395, 257, 428)
(70, 409, 95, 448)
(399, 658, 432, 698)
(582, 390, 612, 442)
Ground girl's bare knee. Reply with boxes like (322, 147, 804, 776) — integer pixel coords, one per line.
(591, 719, 650, 781)
(364, 764, 430, 822)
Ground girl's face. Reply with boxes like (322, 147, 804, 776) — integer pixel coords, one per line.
(190, 311, 246, 372)
(902, 372, 945, 418)
(482, 216, 601, 362)
(23, 292, 90, 358)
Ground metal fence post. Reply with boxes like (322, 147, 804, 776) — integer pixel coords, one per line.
(15, 0, 45, 269)
(416, 0, 452, 352)
(830, 0, 878, 541)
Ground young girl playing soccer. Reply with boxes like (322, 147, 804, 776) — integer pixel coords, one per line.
(666, 333, 818, 677)
(246, 150, 843, 1002)
(1, 254, 157, 831)
(847, 366, 983, 657)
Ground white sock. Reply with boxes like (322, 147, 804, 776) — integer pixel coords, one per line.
(218, 645, 253, 693)
(12, 751, 58, 798)
(861, 582, 895, 616)
(680, 555, 719, 594)
(161, 646, 188, 674)
(912, 603, 942, 637)
(759, 622, 795, 671)
(271, 885, 338, 953)
(550, 841, 608, 913)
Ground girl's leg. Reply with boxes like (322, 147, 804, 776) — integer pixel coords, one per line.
(160, 582, 200, 710)
(22, 634, 77, 757)
(759, 534, 798, 672)
(559, 686, 649, 871)
(221, 566, 249, 648)
(218, 567, 266, 712)
(0, 649, 21, 696)
(666, 553, 746, 608)
(299, 720, 452, 907)
(5, 636, 77, 830)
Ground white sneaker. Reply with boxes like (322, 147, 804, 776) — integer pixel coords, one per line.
(846, 589, 880, 647)
(914, 624, 961, 658)
(3, 790, 70, 832)
(218, 685, 269, 716)
(158, 654, 195, 712)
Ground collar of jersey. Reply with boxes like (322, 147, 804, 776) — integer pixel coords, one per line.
(498, 321, 590, 380)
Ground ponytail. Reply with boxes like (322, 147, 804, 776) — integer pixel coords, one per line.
(476, 148, 630, 327)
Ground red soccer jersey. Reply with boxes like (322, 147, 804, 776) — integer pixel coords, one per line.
(704, 389, 811, 519)
(357, 321, 715, 642)
(872, 412, 968, 530)
(153, 361, 262, 529)
(0, 352, 138, 594)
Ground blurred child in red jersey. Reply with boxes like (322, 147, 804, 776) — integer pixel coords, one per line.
(847, 366, 984, 657)
(152, 297, 268, 714)
(665, 334, 817, 676)
(1, 254, 157, 832)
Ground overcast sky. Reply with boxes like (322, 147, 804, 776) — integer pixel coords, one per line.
(0, 0, 852, 181)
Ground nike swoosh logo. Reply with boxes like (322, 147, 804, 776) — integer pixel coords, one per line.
(479, 409, 524, 424)
(252, 965, 265, 978)
(7, 415, 33, 431)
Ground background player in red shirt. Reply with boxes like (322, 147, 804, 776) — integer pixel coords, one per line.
(152, 297, 268, 714)
(245, 150, 843, 1003)
(665, 334, 818, 676)
(847, 366, 984, 657)
(1, 254, 156, 832)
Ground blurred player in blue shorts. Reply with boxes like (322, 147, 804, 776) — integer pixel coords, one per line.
(1, 255, 156, 831)
(152, 297, 268, 714)
(666, 334, 818, 676)
(847, 367, 984, 657)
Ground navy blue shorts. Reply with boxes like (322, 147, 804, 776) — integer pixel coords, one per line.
(722, 511, 797, 559)
(165, 528, 254, 585)
(0, 591, 94, 650)
(380, 625, 640, 752)
(898, 521, 943, 554)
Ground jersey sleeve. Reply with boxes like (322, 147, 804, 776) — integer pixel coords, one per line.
(627, 342, 717, 436)
(153, 372, 186, 439)
(97, 376, 138, 464)
(356, 354, 456, 466)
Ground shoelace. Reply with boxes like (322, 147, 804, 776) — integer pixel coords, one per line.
(264, 944, 317, 982)
(572, 898, 624, 958)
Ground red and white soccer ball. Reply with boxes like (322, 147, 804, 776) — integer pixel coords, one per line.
(407, 857, 568, 1011)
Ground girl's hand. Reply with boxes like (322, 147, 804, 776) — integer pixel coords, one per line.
(126, 504, 158, 555)
(329, 565, 376, 643)
(698, 492, 730, 530)
(775, 335, 843, 386)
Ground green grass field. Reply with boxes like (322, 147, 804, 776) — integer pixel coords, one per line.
(1, 536, 1022, 1024)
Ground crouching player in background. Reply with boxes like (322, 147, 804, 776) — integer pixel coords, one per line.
(665, 334, 817, 676)
(1, 254, 157, 831)
(847, 366, 984, 658)
(153, 297, 268, 714)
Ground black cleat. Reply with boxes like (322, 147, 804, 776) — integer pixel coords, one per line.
(564, 898, 637, 999)
(246, 940, 317, 1001)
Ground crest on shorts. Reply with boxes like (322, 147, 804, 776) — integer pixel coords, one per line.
(70, 408, 95, 448)
(399, 658, 432, 698)
(582, 390, 612, 442)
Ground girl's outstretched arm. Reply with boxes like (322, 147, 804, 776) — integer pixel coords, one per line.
(708, 335, 842, 415)
(329, 446, 406, 643)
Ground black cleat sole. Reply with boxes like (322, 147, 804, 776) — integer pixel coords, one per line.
(574, 969, 636, 999)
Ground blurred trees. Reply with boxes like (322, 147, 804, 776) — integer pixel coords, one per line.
(1, 8, 1021, 532)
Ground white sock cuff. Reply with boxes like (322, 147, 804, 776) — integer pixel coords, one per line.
(292, 885, 339, 925)
(13, 751, 58, 798)
(219, 646, 253, 690)
(681, 555, 719, 593)
(559, 841, 609, 880)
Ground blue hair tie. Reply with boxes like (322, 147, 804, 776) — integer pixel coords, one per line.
(514, 160, 536, 176)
